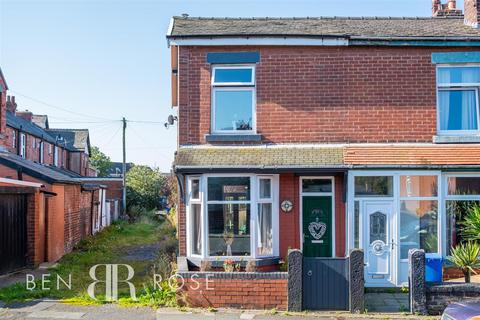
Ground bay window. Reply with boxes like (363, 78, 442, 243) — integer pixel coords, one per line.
(437, 66, 480, 134)
(186, 175, 278, 259)
(211, 66, 255, 133)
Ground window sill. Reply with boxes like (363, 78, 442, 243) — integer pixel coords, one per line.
(433, 135, 480, 144)
(183, 256, 280, 269)
(205, 134, 262, 143)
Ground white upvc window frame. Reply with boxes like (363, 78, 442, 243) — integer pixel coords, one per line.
(19, 133, 26, 158)
(441, 173, 480, 257)
(347, 170, 442, 287)
(211, 65, 256, 135)
(185, 173, 279, 260)
(186, 176, 203, 258)
(436, 64, 480, 136)
(12, 131, 16, 148)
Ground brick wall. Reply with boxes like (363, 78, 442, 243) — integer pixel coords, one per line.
(178, 272, 288, 310)
(0, 83, 6, 142)
(427, 283, 480, 315)
(63, 184, 81, 253)
(178, 46, 480, 145)
(84, 179, 123, 200)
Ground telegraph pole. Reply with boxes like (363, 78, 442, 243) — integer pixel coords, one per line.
(122, 117, 127, 215)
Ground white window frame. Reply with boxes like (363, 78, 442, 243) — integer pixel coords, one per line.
(19, 133, 26, 158)
(256, 176, 275, 258)
(442, 173, 480, 257)
(185, 174, 279, 260)
(186, 176, 203, 257)
(436, 64, 480, 136)
(347, 170, 442, 287)
(299, 176, 336, 257)
(39, 141, 44, 164)
(211, 65, 256, 135)
(54, 146, 59, 166)
(12, 131, 16, 148)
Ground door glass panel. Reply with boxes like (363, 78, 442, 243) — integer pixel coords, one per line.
(400, 200, 438, 259)
(355, 176, 393, 197)
(370, 211, 387, 243)
(302, 179, 332, 193)
(400, 176, 438, 197)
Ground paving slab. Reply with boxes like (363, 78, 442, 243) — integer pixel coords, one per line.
(26, 311, 84, 319)
(4, 301, 55, 313)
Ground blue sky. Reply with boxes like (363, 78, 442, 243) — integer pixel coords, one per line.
(0, 0, 448, 171)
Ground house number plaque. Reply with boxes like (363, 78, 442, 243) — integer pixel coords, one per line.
(281, 200, 293, 212)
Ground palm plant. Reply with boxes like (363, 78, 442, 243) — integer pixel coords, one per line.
(448, 242, 480, 283)
(461, 204, 480, 242)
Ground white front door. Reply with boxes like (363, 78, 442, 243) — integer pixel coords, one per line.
(364, 201, 395, 286)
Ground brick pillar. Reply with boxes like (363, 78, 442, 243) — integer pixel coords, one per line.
(409, 249, 427, 315)
(287, 249, 303, 312)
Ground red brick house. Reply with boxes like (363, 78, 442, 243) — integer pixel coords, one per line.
(0, 69, 120, 275)
(169, 0, 480, 288)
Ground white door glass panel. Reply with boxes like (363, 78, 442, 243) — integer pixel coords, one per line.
(438, 90, 478, 131)
(400, 175, 438, 197)
(399, 200, 438, 259)
(364, 201, 393, 285)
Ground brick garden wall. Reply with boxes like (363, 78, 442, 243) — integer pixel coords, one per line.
(426, 283, 480, 315)
(178, 46, 480, 146)
(178, 272, 288, 310)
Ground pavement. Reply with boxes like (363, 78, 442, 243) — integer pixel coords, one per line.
(0, 299, 438, 320)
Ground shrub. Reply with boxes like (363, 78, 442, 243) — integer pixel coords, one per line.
(462, 204, 480, 242)
(449, 241, 480, 283)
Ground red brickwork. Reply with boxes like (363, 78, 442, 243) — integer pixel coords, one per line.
(180, 275, 288, 310)
(178, 46, 480, 146)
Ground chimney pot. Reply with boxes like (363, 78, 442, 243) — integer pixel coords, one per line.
(465, 0, 480, 27)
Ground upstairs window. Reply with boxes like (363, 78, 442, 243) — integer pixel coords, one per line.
(54, 146, 59, 166)
(39, 142, 44, 164)
(437, 66, 480, 134)
(211, 66, 255, 133)
(19, 133, 26, 159)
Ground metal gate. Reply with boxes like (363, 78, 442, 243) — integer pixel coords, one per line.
(303, 257, 349, 310)
(0, 194, 28, 275)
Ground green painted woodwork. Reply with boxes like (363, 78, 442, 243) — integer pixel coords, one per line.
(302, 196, 333, 257)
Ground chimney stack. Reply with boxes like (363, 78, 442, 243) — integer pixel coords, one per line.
(6, 95, 17, 113)
(432, 0, 463, 16)
(465, 0, 480, 27)
(16, 110, 33, 122)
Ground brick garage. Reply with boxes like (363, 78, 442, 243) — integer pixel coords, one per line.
(0, 152, 101, 269)
(178, 272, 288, 310)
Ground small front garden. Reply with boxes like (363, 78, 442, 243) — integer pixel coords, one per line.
(0, 210, 178, 308)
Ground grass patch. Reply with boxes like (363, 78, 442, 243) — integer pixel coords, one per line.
(0, 210, 178, 308)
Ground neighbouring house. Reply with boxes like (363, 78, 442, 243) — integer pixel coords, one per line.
(47, 128, 93, 177)
(0, 70, 121, 275)
(105, 161, 133, 178)
(168, 0, 480, 294)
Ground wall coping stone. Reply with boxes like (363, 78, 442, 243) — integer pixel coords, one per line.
(177, 271, 287, 280)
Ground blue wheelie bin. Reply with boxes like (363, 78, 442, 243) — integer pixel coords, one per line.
(425, 253, 443, 283)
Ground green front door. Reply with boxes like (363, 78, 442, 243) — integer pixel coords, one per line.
(302, 196, 332, 257)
